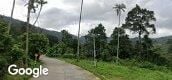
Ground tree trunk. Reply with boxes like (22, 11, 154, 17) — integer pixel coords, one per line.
(93, 35, 96, 67)
(138, 31, 142, 59)
(77, 0, 83, 61)
(139, 32, 141, 45)
(116, 12, 121, 64)
(25, 0, 32, 67)
(8, 0, 16, 34)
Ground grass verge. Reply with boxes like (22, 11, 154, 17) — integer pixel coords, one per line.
(60, 58, 172, 80)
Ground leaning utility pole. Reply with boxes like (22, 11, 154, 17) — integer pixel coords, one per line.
(77, 0, 84, 61)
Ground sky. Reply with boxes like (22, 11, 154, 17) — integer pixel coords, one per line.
(0, 0, 172, 38)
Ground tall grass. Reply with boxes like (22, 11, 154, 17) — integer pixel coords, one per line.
(61, 58, 172, 80)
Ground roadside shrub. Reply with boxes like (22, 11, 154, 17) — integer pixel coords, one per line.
(29, 33, 49, 59)
(137, 61, 155, 70)
(101, 49, 113, 61)
(154, 66, 169, 72)
(47, 47, 57, 57)
(10, 44, 24, 63)
(60, 47, 75, 58)
(62, 54, 75, 59)
(65, 47, 74, 54)
(19, 33, 49, 59)
(46, 42, 68, 57)
(0, 56, 7, 79)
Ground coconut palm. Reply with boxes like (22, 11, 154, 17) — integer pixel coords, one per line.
(113, 3, 126, 64)
(77, 0, 84, 61)
(33, 0, 47, 25)
(25, 0, 38, 66)
(8, 0, 16, 34)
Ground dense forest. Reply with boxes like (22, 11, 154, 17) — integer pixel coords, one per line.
(0, 0, 172, 80)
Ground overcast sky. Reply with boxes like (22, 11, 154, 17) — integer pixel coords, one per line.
(0, 0, 172, 38)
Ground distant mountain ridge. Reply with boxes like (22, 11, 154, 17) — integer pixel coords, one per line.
(0, 15, 171, 44)
(130, 36, 172, 44)
(152, 36, 172, 44)
(0, 15, 64, 44)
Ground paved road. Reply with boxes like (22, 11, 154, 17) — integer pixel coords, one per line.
(31, 55, 100, 80)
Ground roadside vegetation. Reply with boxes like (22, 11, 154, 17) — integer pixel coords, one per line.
(0, 0, 172, 80)
(61, 58, 172, 80)
(0, 0, 48, 79)
(46, 4, 172, 80)
(0, 17, 48, 80)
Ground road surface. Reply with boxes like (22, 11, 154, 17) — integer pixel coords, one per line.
(31, 55, 100, 80)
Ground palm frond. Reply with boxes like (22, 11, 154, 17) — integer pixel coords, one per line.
(113, 3, 126, 15)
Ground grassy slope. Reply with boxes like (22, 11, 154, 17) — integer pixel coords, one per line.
(61, 58, 172, 80)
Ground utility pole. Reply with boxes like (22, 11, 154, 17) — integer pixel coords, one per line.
(77, 0, 84, 61)
(93, 34, 96, 67)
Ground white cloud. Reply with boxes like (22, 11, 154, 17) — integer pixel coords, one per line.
(0, 0, 172, 38)
(151, 28, 172, 38)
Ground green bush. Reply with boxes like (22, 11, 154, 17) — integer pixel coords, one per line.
(29, 33, 49, 59)
(46, 42, 67, 57)
(46, 47, 60, 57)
(62, 54, 75, 59)
(137, 61, 156, 69)
(0, 57, 7, 79)
(65, 47, 74, 54)
(101, 49, 113, 61)
(10, 44, 24, 63)
(19, 33, 49, 59)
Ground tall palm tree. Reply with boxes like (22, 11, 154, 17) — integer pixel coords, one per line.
(26, 0, 38, 66)
(33, 0, 47, 25)
(113, 3, 126, 64)
(77, 0, 84, 61)
(8, 0, 16, 34)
